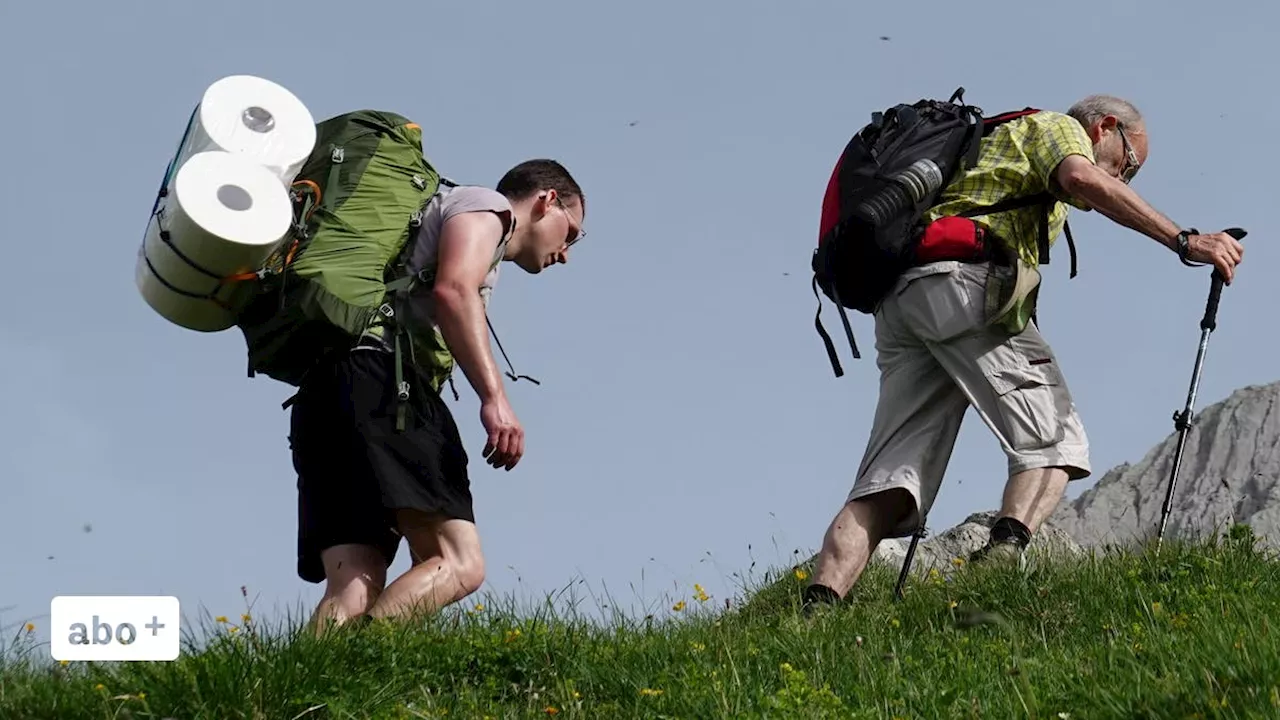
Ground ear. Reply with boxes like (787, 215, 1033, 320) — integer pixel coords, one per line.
(1084, 116, 1112, 143)
(530, 191, 553, 220)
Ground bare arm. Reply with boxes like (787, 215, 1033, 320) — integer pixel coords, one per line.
(1054, 154, 1245, 282)
(1055, 154, 1181, 250)
(432, 211, 506, 403)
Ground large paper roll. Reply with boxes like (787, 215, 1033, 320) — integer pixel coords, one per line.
(135, 150, 293, 332)
(174, 75, 317, 187)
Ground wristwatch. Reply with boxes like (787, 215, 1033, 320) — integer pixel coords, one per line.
(1175, 228, 1199, 266)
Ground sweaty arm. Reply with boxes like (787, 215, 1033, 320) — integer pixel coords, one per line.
(1054, 155, 1181, 250)
(432, 211, 507, 403)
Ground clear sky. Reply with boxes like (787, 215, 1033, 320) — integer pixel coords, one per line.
(3, 0, 1277, 646)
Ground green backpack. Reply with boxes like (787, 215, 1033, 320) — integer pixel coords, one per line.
(233, 109, 495, 429)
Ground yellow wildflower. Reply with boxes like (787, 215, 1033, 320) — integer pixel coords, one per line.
(694, 584, 710, 603)
(952, 557, 965, 567)
(59, 660, 69, 667)
(794, 568, 809, 581)
(640, 688, 664, 696)
(241, 613, 252, 623)
(94, 684, 105, 691)
(215, 616, 228, 623)
(505, 629, 522, 643)
(24, 623, 34, 633)
(543, 707, 559, 715)
(672, 600, 686, 612)
(474, 603, 485, 612)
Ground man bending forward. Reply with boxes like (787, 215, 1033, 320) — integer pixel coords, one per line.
(804, 95, 1243, 609)
(289, 159, 587, 628)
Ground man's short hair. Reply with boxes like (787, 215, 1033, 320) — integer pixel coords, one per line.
(1066, 95, 1144, 130)
(496, 159, 585, 215)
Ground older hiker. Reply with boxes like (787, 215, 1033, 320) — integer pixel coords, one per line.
(292, 159, 587, 628)
(803, 94, 1244, 608)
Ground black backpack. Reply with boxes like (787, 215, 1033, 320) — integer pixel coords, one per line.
(811, 87, 1077, 376)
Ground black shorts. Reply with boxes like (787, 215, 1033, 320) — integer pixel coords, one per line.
(289, 347, 473, 584)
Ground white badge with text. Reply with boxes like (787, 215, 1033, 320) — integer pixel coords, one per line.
(50, 596, 181, 661)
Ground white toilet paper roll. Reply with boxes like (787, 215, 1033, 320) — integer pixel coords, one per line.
(173, 75, 317, 187)
(136, 150, 294, 332)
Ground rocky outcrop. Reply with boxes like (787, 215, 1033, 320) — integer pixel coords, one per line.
(1050, 382, 1280, 549)
(869, 510, 1083, 575)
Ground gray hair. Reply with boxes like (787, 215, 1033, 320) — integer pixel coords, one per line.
(1067, 94, 1143, 130)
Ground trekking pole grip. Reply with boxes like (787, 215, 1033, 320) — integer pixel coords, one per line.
(1200, 227, 1247, 331)
(1202, 274, 1223, 332)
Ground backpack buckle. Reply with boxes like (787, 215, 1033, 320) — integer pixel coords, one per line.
(331, 146, 345, 163)
(410, 210, 423, 227)
(397, 381, 410, 400)
(411, 175, 426, 190)
(379, 303, 394, 318)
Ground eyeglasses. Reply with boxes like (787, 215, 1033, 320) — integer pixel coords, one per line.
(552, 194, 586, 248)
(1116, 123, 1141, 184)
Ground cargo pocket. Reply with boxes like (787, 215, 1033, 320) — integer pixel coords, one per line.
(985, 362, 1066, 451)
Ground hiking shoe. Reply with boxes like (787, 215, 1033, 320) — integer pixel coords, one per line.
(801, 583, 842, 618)
(968, 539, 1027, 570)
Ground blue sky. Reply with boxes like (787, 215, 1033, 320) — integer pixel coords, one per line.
(3, 0, 1277, 645)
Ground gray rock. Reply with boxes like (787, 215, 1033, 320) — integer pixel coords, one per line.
(1049, 381, 1280, 549)
(869, 510, 1083, 576)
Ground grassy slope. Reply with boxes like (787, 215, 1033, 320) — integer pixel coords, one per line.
(2, 530, 1278, 720)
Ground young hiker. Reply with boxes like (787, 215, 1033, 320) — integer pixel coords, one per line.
(289, 158, 586, 628)
(804, 94, 1244, 609)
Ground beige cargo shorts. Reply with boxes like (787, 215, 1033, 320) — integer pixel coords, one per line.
(847, 260, 1091, 539)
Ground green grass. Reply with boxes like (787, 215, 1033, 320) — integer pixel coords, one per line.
(3, 528, 1279, 719)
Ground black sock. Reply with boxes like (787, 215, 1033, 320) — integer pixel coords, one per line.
(802, 583, 842, 607)
(990, 516, 1032, 548)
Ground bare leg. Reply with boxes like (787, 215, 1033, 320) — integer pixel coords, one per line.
(309, 544, 388, 634)
(997, 466, 1069, 532)
(368, 511, 486, 620)
(969, 466, 1071, 566)
(809, 489, 914, 599)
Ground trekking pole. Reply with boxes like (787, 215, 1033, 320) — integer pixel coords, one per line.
(893, 524, 927, 601)
(1155, 228, 1247, 552)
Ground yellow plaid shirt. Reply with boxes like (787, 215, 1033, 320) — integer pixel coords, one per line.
(921, 110, 1095, 333)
